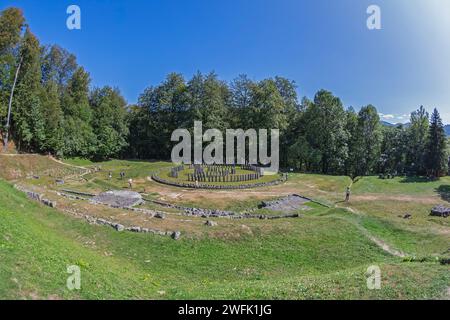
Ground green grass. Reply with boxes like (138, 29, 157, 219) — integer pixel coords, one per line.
(359, 215, 448, 257)
(285, 173, 352, 205)
(1, 178, 449, 299)
(353, 175, 450, 197)
(1, 156, 449, 299)
(62, 157, 95, 166)
(0, 154, 83, 180)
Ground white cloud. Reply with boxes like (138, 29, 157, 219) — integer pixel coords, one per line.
(379, 113, 395, 120)
(441, 112, 450, 125)
(378, 113, 410, 124)
(379, 110, 449, 125)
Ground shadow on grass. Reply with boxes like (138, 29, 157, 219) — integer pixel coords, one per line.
(400, 176, 431, 183)
(436, 185, 450, 203)
(122, 158, 170, 164)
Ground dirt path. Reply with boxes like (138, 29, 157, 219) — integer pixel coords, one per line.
(0, 153, 86, 169)
(337, 209, 407, 258)
(47, 156, 87, 170)
(365, 234, 406, 258)
(47, 156, 92, 178)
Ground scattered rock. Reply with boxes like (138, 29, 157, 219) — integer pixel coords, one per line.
(183, 206, 235, 218)
(114, 224, 124, 232)
(154, 212, 166, 219)
(97, 218, 108, 225)
(205, 220, 218, 227)
(148, 198, 300, 220)
(129, 226, 141, 233)
(171, 231, 181, 240)
(240, 224, 253, 235)
(42, 199, 57, 208)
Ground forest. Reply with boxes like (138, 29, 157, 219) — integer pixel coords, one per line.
(1, 7, 448, 178)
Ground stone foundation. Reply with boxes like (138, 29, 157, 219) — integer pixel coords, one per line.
(14, 185, 57, 208)
(152, 173, 287, 190)
(91, 190, 144, 207)
(430, 205, 450, 217)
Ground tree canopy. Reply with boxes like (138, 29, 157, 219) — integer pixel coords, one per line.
(0, 7, 448, 177)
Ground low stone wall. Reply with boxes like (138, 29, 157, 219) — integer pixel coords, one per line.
(57, 192, 89, 201)
(232, 213, 300, 220)
(83, 215, 180, 239)
(91, 200, 167, 219)
(14, 185, 179, 239)
(60, 189, 96, 197)
(14, 185, 57, 208)
(182, 207, 300, 220)
(152, 173, 287, 190)
(145, 198, 300, 220)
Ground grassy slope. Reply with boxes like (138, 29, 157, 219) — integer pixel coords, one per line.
(62, 157, 95, 167)
(1, 179, 449, 299)
(347, 176, 450, 257)
(0, 154, 81, 180)
(353, 176, 450, 196)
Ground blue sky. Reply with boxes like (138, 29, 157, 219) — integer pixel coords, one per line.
(3, 0, 450, 123)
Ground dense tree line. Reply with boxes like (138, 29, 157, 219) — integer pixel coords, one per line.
(128, 73, 448, 178)
(0, 8, 128, 160)
(1, 7, 448, 177)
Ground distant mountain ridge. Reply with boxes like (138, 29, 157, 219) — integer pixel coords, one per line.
(380, 121, 395, 127)
(380, 121, 410, 128)
(381, 121, 449, 136)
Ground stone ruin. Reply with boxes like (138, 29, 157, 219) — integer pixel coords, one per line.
(14, 184, 57, 208)
(153, 173, 286, 190)
(83, 215, 181, 240)
(174, 163, 264, 183)
(259, 194, 311, 213)
(169, 165, 184, 178)
(90, 190, 144, 208)
(430, 205, 450, 218)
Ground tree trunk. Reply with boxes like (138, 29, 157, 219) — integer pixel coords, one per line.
(3, 57, 22, 152)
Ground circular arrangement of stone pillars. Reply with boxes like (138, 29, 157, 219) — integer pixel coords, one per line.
(154, 164, 287, 190)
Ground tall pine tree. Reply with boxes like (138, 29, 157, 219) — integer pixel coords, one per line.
(407, 106, 429, 175)
(425, 108, 447, 177)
